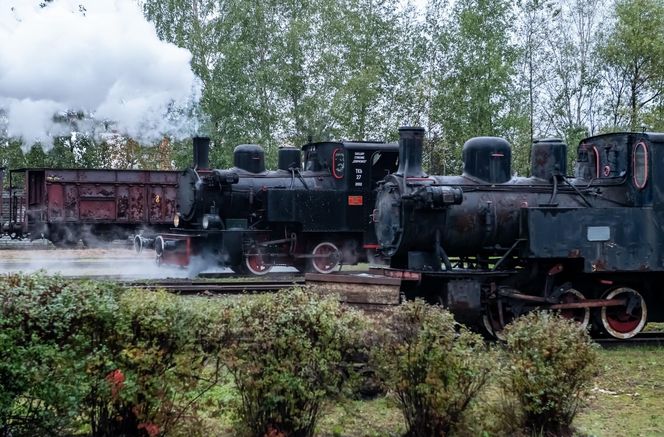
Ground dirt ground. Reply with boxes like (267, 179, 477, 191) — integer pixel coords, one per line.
(0, 247, 150, 260)
(0, 246, 186, 279)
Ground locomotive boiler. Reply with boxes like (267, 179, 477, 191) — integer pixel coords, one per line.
(375, 127, 664, 339)
(151, 136, 399, 274)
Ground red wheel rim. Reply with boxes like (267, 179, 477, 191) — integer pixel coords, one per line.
(557, 289, 590, 329)
(605, 307, 641, 332)
(601, 288, 647, 339)
(245, 251, 271, 275)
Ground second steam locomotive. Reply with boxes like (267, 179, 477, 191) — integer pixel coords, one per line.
(374, 126, 664, 339)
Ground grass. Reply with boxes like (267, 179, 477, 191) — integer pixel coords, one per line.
(575, 346, 664, 437)
(317, 398, 405, 437)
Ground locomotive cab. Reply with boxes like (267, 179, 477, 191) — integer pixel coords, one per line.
(574, 132, 654, 207)
(302, 141, 398, 191)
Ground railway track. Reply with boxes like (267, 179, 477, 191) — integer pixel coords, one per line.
(594, 332, 664, 347)
(129, 278, 305, 294)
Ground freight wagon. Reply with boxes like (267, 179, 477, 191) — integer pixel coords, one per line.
(2, 168, 178, 246)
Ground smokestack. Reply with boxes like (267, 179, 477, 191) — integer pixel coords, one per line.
(192, 136, 210, 169)
(397, 126, 426, 178)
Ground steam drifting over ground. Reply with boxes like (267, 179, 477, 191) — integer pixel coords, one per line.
(0, 0, 201, 150)
(0, 247, 298, 280)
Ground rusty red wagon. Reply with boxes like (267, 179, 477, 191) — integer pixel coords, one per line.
(3, 168, 178, 246)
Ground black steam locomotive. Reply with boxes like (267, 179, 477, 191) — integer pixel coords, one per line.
(374, 127, 664, 339)
(149, 137, 398, 274)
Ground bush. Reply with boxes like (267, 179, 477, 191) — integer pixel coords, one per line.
(87, 289, 229, 437)
(500, 311, 599, 436)
(0, 273, 229, 437)
(222, 289, 366, 437)
(0, 274, 126, 436)
(374, 300, 491, 437)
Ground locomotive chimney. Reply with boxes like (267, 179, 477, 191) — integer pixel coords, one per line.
(192, 136, 210, 169)
(397, 126, 426, 178)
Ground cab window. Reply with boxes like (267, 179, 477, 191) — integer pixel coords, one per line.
(633, 141, 648, 189)
(332, 148, 345, 179)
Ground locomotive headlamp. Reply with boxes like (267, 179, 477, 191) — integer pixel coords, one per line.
(173, 213, 180, 228)
(202, 214, 209, 229)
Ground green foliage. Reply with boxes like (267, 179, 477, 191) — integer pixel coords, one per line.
(222, 289, 366, 437)
(0, 274, 124, 436)
(0, 273, 229, 436)
(429, 0, 526, 174)
(0, 273, 611, 437)
(87, 290, 227, 437)
(602, 0, 664, 130)
(374, 300, 491, 437)
(499, 311, 599, 436)
(7, 0, 664, 176)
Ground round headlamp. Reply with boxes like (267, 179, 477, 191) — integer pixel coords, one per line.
(202, 214, 209, 229)
(173, 213, 180, 228)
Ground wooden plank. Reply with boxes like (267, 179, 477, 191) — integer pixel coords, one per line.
(305, 272, 401, 286)
(306, 281, 401, 305)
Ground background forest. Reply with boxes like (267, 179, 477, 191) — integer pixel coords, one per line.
(1, 0, 663, 176)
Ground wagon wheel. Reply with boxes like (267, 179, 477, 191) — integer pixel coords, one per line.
(308, 242, 341, 274)
(556, 288, 590, 330)
(154, 236, 165, 266)
(600, 287, 647, 339)
(134, 235, 144, 254)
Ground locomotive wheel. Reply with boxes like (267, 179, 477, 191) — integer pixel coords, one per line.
(244, 249, 273, 276)
(556, 288, 590, 330)
(600, 287, 648, 339)
(482, 297, 514, 341)
(309, 242, 341, 274)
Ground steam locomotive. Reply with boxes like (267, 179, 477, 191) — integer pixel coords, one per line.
(149, 137, 399, 274)
(374, 127, 664, 339)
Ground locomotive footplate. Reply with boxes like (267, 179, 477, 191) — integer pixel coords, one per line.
(369, 266, 516, 281)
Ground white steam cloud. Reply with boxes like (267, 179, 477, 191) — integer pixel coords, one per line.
(0, 0, 201, 150)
